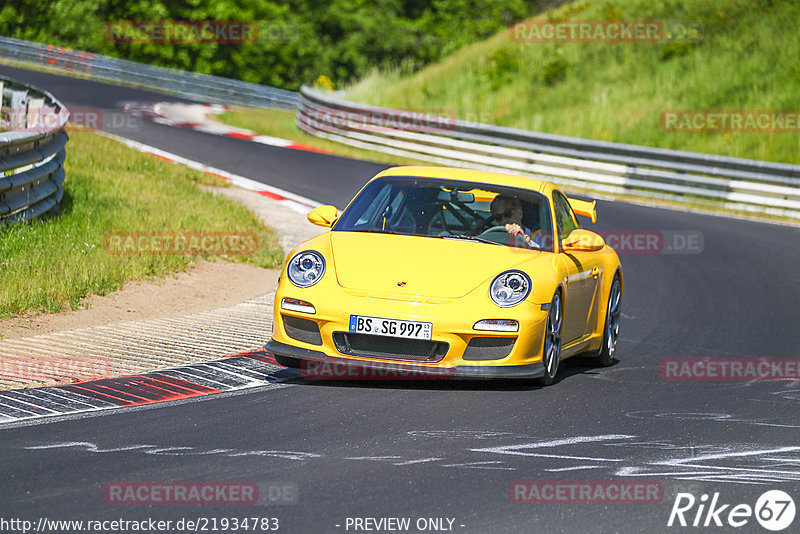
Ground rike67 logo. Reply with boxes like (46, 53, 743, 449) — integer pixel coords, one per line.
(668, 490, 796, 531)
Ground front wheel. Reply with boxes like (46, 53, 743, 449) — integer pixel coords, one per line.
(539, 291, 563, 386)
(594, 273, 621, 367)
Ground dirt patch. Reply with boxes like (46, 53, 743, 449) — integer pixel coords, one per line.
(0, 260, 279, 340)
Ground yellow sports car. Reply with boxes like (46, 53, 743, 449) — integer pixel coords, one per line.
(264, 166, 622, 385)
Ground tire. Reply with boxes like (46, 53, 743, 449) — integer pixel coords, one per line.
(539, 291, 563, 386)
(594, 273, 622, 367)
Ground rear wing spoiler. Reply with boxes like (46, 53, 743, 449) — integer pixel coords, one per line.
(567, 198, 597, 224)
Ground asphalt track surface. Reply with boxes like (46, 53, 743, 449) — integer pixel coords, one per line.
(2, 65, 800, 533)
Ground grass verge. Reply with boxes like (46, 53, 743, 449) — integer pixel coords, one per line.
(0, 128, 284, 318)
(344, 0, 800, 165)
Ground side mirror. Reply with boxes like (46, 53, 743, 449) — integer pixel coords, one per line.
(561, 229, 605, 252)
(307, 205, 338, 228)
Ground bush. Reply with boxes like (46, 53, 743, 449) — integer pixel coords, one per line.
(0, 0, 535, 90)
(486, 47, 521, 89)
(541, 54, 569, 85)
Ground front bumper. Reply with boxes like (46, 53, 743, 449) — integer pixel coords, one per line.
(264, 339, 546, 379)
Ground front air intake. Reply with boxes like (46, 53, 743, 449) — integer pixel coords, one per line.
(282, 315, 323, 346)
(333, 332, 448, 362)
(462, 337, 516, 361)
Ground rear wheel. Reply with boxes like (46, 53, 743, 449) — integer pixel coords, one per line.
(539, 292, 563, 386)
(595, 273, 622, 367)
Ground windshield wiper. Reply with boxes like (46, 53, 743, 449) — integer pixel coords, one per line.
(357, 229, 401, 235)
(438, 234, 502, 246)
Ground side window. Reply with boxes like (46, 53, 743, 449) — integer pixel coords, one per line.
(355, 183, 392, 228)
(553, 191, 579, 240)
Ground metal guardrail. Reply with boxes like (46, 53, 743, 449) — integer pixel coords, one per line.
(0, 75, 68, 226)
(298, 87, 800, 219)
(0, 36, 299, 109)
(3, 36, 797, 219)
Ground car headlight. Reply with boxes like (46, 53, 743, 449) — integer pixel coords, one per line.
(489, 270, 531, 307)
(287, 250, 325, 287)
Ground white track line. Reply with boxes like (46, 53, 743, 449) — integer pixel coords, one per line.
(95, 130, 322, 214)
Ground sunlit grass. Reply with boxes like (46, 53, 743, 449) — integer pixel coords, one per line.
(0, 128, 283, 317)
(345, 0, 800, 164)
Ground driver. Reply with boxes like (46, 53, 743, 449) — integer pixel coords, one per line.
(490, 196, 542, 249)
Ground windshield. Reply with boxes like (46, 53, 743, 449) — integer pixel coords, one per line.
(334, 176, 554, 251)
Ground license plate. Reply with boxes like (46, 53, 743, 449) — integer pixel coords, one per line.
(349, 315, 432, 340)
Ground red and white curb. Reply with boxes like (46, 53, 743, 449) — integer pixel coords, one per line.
(0, 351, 295, 425)
(96, 130, 322, 214)
(123, 101, 328, 154)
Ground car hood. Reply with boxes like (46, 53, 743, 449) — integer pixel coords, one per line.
(330, 232, 540, 299)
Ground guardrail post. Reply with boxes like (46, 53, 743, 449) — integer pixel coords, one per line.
(8, 89, 27, 131)
(27, 97, 45, 129)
